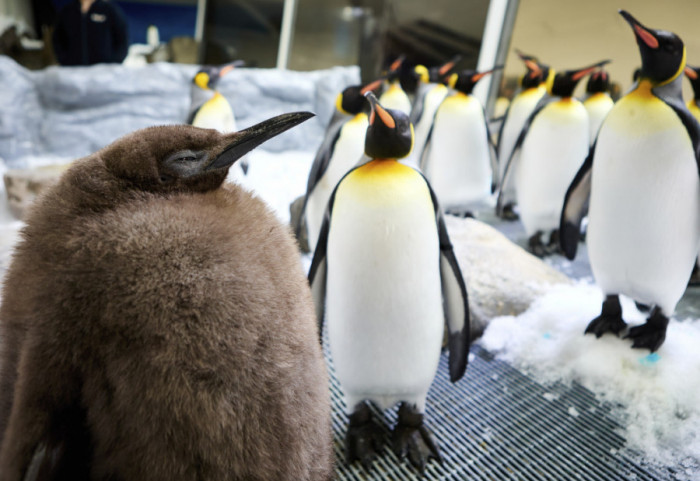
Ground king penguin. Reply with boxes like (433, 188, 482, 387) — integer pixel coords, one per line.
(583, 68, 615, 146)
(296, 79, 382, 252)
(495, 51, 553, 220)
(499, 60, 609, 256)
(188, 61, 249, 179)
(404, 56, 461, 168)
(421, 67, 500, 216)
(308, 92, 469, 472)
(560, 11, 700, 352)
(379, 56, 412, 115)
(0, 113, 335, 480)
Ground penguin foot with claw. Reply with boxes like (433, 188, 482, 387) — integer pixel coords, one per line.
(391, 403, 442, 473)
(624, 307, 669, 352)
(586, 295, 626, 338)
(499, 203, 519, 221)
(527, 232, 548, 258)
(346, 403, 384, 471)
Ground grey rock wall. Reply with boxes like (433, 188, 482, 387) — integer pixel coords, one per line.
(0, 56, 360, 167)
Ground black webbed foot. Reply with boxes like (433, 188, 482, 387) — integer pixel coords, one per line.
(527, 231, 548, 258)
(345, 402, 384, 471)
(624, 307, 669, 352)
(446, 209, 474, 219)
(499, 203, 519, 221)
(546, 229, 563, 256)
(585, 295, 627, 338)
(391, 403, 441, 473)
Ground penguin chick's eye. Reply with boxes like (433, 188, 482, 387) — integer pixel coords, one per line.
(174, 151, 199, 162)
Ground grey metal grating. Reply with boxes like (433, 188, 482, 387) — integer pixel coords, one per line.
(326, 339, 684, 480)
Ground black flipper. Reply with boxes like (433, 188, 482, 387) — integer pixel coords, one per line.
(308, 207, 331, 343)
(294, 115, 346, 240)
(423, 175, 470, 382)
(559, 142, 596, 260)
(654, 87, 700, 170)
(481, 105, 499, 192)
(496, 97, 554, 215)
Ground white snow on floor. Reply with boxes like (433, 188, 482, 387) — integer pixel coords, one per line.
(480, 282, 700, 472)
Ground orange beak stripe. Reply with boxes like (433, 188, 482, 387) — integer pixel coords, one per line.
(220, 65, 235, 76)
(439, 61, 457, 75)
(634, 24, 659, 49)
(686, 67, 698, 80)
(572, 66, 597, 81)
(390, 57, 403, 72)
(375, 105, 395, 128)
(360, 79, 383, 94)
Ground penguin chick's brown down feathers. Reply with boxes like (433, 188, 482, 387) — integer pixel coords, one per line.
(0, 114, 334, 481)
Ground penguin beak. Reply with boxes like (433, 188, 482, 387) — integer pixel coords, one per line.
(685, 66, 698, 80)
(570, 60, 611, 81)
(206, 112, 315, 171)
(389, 55, 405, 73)
(364, 92, 396, 129)
(471, 66, 503, 83)
(219, 60, 244, 77)
(438, 55, 462, 76)
(620, 10, 659, 49)
(360, 78, 384, 95)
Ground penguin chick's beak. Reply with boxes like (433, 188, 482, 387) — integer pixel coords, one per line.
(206, 112, 314, 171)
(365, 92, 395, 129)
(620, 10, 659, 49)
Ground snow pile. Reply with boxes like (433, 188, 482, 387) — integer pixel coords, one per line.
(480, 282, 700, 471)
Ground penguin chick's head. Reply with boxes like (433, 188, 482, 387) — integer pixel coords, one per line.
(620, 10, 685, 85)
(448, 67, 501, 95)
(335, 79, 383, 115)
(586, 69, 610, 94)
(193, 60, 244, 90)
(104, 112, 313, 194)
(363, 92, 413, 159)
(685, 65, 700, 98)
(550, 60, 611, 97)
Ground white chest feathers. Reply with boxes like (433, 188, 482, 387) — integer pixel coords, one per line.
(424, 93, 492, 209)
(325, 161, 444, 411)
(516, 99, 589, 235)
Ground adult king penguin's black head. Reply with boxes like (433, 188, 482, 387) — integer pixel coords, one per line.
(448, 67, 502, 95)
(106, 112, 313, 193)
(684, 65, 700, 99)
(193, 60, 245, 90)
(586, 69, 610, 94)
(516, 50, 545, 89)
(620, 10, 685, 85)
(336, 78, 383, 115)
(364, 92, 413, 159)
(550, 60, 611, 97)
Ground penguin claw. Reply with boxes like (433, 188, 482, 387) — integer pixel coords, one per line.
(498, 203, 519, 221)
(624, 323, 667, 352)
(585, 314, 627, 338)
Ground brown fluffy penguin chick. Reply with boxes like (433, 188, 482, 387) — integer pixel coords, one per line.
(0, 113, 334, 481)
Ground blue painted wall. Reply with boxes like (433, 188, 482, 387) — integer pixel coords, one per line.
(50, 0, 197, 45)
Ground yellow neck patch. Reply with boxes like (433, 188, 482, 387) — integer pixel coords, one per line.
(195, 72, 211, 90)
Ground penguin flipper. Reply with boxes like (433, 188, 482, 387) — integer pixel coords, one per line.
(308, 193, 337, 342)
(421, 177, 469, 382)
(437, 212, 470, 383)
(419, 124, 435, 172)
(654, 91, 700, 169)
(559, 143, 595, 260)
(496, 98, 552, 214)
(482, 106, 499, 192)
(294, 122, 344, 239)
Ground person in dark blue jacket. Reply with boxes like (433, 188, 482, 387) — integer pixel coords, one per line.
(53, 0, 128, 66)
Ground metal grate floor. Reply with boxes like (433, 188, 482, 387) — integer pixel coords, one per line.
(327, 341, 684, 480)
